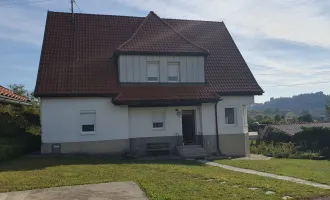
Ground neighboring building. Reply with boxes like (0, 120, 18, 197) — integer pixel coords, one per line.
(0, 85, 30, 105)
(34, 11, 263, 157)
(262, 122, 330, 136)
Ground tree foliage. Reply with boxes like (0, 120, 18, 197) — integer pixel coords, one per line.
(298, 113, 313, 122)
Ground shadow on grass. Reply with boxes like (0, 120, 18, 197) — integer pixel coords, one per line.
(0, 154, 204, 172)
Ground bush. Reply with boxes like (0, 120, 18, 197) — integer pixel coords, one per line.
(262, 128, 291, 144)
(250, 142, 295, 158)
(0, 144, 23, 162)
(292, 127, 330, 152)
(288, 152, 321, 159)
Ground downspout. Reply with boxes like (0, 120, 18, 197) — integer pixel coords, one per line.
(214, 100, 222, 154)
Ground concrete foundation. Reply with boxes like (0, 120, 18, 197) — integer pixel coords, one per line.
(218, 133, 249, 157)
(41, 139, 130, 155)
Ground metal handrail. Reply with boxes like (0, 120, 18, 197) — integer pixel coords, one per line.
(176, 132, 184, 156)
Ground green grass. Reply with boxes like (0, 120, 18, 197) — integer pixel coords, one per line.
(216, 158, 330, 185)
(0, 156, 329, 200)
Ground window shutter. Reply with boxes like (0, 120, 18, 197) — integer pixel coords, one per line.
(147, 62, 159, 81)
(168, 62, 179, 82)
(152, 111, 164, 123)
(80, 111, 96, 125)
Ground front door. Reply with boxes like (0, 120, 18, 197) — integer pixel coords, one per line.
(181, 110, 196, 144)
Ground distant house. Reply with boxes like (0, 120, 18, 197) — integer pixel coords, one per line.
(0, 85, 30, 105)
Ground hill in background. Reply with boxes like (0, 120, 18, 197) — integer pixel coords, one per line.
(250, 92, 330, 116)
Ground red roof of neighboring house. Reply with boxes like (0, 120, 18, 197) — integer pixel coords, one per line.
(264, 123, 330, 136)
(0, 85, 30, 102)
(34, 11, 263, 103)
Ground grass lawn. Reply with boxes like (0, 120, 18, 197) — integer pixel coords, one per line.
(216, 158, 330, 185)
(0, 156, 330, 200)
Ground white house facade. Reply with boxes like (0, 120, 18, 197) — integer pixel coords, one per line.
(41, 96, 253, 156)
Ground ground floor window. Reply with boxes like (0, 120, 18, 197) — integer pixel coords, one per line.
(80, 110, 96, 134)
(152, 110, 165, 129)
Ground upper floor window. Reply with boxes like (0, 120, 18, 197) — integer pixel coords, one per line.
(147, 61, 159, 82)
(168, 62, 180, 82)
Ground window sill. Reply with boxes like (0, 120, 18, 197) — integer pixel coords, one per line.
(81, 131, 96, 135)
(152, 128, 165, 131)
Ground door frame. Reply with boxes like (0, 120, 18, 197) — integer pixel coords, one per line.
(181, 109, 197, 144)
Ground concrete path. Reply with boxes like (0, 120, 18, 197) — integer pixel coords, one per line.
(0, 181, 148, 200)
(198, 160, 330, 190)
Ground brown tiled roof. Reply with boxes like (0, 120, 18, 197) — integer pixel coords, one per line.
(265, 123, 330, 136)
(117, 11, 209, 55)
(34, 11, 264, 102)
(0, 85, 30, 102)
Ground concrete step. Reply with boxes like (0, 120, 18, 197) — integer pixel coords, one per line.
(177, 145, 202, 149)
(176, 145, 209, 158)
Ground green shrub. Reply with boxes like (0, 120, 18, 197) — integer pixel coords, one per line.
(288, 152, 321, 159)
(250, 142, 295, 158)
(0, 144, 23, 162)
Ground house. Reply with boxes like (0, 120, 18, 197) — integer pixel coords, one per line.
(34, 11, 263, 157)
(0, 85, 30, 105)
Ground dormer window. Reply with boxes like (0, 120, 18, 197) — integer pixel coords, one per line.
(167, 62, 180, 82)
(147, 61, 159, 82)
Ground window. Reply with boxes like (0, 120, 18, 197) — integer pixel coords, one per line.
(147, 61, 159, 82)
(80, 111, 96, 134)
(152, 110, 165, 129)
(168, 62, 180, 82)
(225, 108, 235, 124)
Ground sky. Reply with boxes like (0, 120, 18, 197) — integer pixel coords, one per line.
(0, 0, 329, 103)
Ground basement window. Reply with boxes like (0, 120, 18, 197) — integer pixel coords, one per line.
(152, 110, 165, 129)
(80, 110, 96, 134)
(225, 108, 236, 124)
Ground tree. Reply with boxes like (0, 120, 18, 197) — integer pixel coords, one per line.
(274, 114, 281, 122)
(298, 114, 313, 122)
(263, 108, 273, 115)
(8, 84, 27, 96)
(8, 84, 39, 104)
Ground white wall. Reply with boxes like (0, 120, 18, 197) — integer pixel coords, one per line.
(119, 55, 205, 83)
(41, 98, 129, 143)
(129, 106, 201, 138)
(201, 103, 216, 135)
(217, 96, 254, 134)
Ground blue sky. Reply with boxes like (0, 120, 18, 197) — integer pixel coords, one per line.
(0, 0, 330, 103)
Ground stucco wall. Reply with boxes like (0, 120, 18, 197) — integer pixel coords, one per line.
(129, 106, 202, 138)
(119, 55, 205, 83)
(40, 98, 129, 143)
(217, 96, 254, 134)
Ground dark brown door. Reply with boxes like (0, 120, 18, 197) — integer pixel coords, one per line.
(181, 110, 196, 144)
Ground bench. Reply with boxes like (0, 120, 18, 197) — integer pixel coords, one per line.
(146, 143, 170, 155)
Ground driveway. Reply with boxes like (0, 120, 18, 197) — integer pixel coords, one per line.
(0, 182, 148, 200)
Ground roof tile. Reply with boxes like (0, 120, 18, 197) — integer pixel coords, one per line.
(34, 11, 264, 101)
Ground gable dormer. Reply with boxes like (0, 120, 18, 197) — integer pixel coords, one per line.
(116, 11, 208, 83)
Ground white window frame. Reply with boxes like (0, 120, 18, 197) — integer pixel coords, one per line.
(167, 62, 180, 82)
(225, 107, 236, 125)
(151, 110, 165, 130)
(147, 61, 160, 82)
(80, 110, 96, 135)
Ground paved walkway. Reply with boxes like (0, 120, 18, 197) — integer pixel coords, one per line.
(197, 160, 330, 190)
(0, 182, 148, 200)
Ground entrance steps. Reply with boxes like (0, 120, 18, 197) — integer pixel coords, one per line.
(176, 145, 209, 158)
